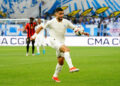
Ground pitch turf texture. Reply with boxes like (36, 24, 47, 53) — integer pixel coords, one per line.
(0, 47, 120, 86)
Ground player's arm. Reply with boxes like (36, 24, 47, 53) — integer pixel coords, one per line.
(81, 32, 89, 36)
(30, 26, 43, 40)
(45, 29, 47, 38)
(31, 20, 50, 40)
(18, 25, 26, 32)
(67, 20, 89, 36)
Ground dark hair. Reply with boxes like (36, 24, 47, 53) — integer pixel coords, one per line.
(29, 17, 34, 21)
(55, 7, 63, 13)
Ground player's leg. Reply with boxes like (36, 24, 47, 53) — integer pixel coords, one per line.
(32, 40, 35, 56)
(41, 38, 46, 54)
(53, 55, 64, 82)
(60, 45, 79, 72)
(41, 44, 45, 54)
(26, 38, 30, 56)
(35, 37, 40, 55)
(59, 45, 73, 68)
(36, 42, 40, 55)
(36, 44, 40, 54)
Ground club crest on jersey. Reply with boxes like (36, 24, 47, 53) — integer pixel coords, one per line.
(64, 25, 67, 28)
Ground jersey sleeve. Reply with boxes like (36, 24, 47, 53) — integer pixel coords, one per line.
(43, 21, 51, 29)
(67, 20, 75, 29)
(35, 23, 44, 31)
(35, 25, 38, 31)
(25, 23, 28, 30)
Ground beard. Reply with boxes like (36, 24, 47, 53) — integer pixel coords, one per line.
(58, 17, 63, 22)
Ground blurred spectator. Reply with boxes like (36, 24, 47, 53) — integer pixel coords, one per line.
(1, 30, 4, 36)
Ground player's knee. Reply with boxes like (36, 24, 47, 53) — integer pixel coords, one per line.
(63, 48, 70, 52)
(59, 60, 64, 65)
(65, 48, 70, 52)
(58, 57, 64, 65)
(60, 45, 70, 53)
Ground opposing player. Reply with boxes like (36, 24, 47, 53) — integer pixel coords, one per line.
(19, 17, 37, 56)
(31, 8, 89, 82)
(35, 18, 47, 55)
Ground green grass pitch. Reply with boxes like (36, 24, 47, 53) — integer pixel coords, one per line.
(0, 46, 120, 86)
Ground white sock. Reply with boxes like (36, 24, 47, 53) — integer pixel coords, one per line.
(53, 63, 62, 77)
(41, 45, 45, 50)
(37, 45, 40, 53)
(64, 52, 74, 68)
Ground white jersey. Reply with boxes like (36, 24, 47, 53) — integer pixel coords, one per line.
(35, 23, 45, 37)
(43, 18, 75, 43)
(35, 23, 46, 46)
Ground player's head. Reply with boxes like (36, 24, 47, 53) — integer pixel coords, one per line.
(55, 7, 64, 21)
(30, 17, 34, 24)
(37, 18, 41, 24)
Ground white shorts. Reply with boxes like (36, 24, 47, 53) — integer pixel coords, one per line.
(49, 37, 64, 57)
(56, 50, 64, 57)
(36, 36, 45, 46)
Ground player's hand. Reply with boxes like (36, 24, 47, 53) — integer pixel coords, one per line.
(30, 37, 33, 40)
(84, 32, 89, 37)
(45, 36, 47, 39)
(18, 28, 25, 32)
(30, 37, 35, 40)
(31, 33, 37, 40)
(18, 28, 22, 31)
